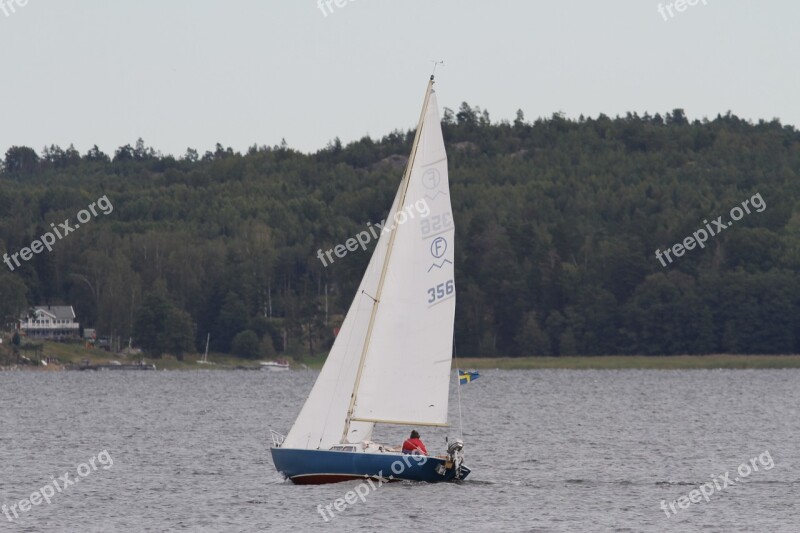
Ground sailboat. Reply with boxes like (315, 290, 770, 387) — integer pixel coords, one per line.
(270, 75, 470, 484)
(196, 333, 213, 365)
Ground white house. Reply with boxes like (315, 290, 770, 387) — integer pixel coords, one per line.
(19, 306, 80, 339)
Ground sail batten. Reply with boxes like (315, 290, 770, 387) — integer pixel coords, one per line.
(350, 418, 450, 427)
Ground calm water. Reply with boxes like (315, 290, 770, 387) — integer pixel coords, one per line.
(1, 368, 798, 532)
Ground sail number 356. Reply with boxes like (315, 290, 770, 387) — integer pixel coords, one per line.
(427, 279, 454, 304)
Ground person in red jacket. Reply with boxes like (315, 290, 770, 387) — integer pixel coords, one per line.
(401, 430, 428, 455)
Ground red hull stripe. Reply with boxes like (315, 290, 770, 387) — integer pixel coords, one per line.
(290, 473, 401, 485)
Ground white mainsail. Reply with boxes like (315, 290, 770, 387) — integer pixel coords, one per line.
(282, 78, 455, 450)
(350, 88, 454, 427)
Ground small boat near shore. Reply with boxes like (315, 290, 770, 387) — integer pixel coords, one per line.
(260, 359, 290, 371)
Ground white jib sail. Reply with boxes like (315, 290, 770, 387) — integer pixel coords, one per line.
(282, 80, 454, 449)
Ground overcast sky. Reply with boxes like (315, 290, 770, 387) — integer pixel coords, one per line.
(1, 0, 797, 158)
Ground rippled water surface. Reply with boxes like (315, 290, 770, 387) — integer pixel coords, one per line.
(1, 368, 798, 532)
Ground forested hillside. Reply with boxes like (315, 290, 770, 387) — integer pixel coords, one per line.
(1, 106, 799, 357)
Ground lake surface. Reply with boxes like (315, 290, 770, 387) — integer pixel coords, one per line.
(1, 368, 798, 532)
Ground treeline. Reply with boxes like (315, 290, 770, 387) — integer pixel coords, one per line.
(1, 105, 799, 357)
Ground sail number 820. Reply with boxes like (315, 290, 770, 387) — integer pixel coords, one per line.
(427, 279, 455, 304)
(420, 212, 453, 237)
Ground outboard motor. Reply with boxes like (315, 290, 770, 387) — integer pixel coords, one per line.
(447, 439, 464, 456)
(436, 438, 466, 478)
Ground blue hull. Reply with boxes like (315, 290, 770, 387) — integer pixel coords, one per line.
(271, 447, 470, 484)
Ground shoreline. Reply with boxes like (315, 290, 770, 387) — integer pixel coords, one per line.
(450, 354, 800, 370)
(4, 345, 800, 372)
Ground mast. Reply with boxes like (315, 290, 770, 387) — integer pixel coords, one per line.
(340, 76, 436, 442)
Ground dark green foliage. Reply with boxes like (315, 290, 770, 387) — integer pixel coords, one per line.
(133, 294, 171, 356)
(1, 112, 799, 357)
(133, 293, 195, 358)
(231, 330, 261, 359)
(3, 146, 39, 175)
(0, 272, 28, 325)
(624, 272, 715, 355)
(159, 307, 195, 361)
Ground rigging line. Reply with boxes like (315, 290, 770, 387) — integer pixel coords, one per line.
(453, 334, 464, 442)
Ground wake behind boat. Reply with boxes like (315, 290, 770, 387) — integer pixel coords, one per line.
(271, 75, 470, 484)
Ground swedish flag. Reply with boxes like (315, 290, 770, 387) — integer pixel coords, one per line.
(458, 370, 480, 385)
